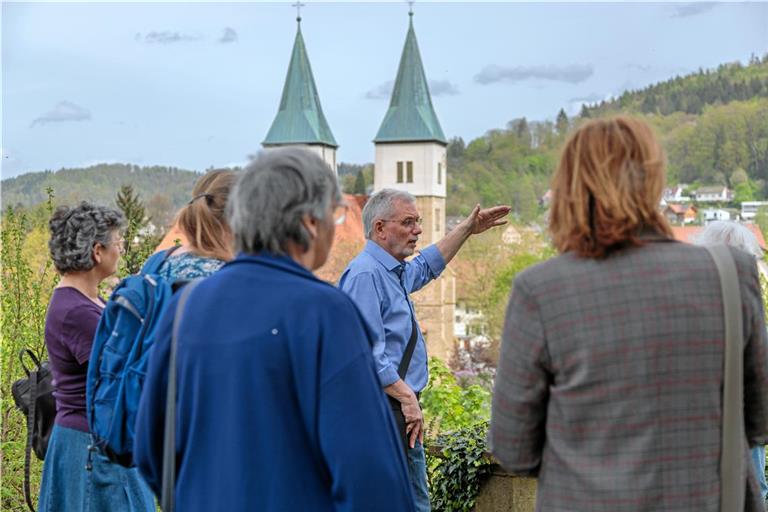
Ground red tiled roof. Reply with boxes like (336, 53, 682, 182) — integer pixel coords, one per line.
(665, 204, 696, 215)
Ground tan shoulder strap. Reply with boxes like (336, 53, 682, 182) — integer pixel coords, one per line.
(705, 244, 746, 512)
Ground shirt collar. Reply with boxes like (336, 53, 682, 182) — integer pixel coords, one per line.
(363, 240, 404, 272)
(227, 251, 319, 281)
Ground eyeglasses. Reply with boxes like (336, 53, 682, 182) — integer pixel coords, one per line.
(333, 204, 348, 226)
(381, 217, 422, 229)
(102, 238, 126, 252)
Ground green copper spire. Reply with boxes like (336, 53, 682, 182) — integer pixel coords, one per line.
(374, 14, 447, 145)
(263, 21, 338, 148)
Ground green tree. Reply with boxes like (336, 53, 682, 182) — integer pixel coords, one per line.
(734, 180, 758, 202)
(755, 206, 768, 240)
(115, 185, 160, 275)
(353, 171, 366, 194)
(730, 168, 750, 187)
(555, 108, 569, 136)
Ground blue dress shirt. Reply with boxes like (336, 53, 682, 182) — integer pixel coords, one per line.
(339, 240, 446, 392)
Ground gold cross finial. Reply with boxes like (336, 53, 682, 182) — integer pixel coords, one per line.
(292, 1, 305, 23)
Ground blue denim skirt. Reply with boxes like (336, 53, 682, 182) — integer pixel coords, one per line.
(38, 425, 155, 512)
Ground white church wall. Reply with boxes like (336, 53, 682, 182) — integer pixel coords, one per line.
(374, 142, 446, 197)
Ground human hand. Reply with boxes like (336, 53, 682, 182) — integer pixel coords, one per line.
(465, 204, 511, 235)
(401, 395, 424, 449)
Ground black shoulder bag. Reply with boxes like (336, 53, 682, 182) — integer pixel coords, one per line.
(11, 349, 57, 512)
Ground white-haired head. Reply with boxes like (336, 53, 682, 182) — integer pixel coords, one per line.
(694, 221, 764, 259)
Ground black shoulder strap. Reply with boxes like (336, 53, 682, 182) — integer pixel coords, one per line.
(23, 369, 37, 512)
(397, 313, 419, 380)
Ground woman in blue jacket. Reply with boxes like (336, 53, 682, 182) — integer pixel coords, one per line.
(134, 148, 415, 512)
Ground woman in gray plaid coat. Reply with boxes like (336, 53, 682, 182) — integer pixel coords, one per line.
(490, 117, 768, 511)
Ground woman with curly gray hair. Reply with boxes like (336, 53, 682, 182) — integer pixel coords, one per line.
(40, 202, 154, 512)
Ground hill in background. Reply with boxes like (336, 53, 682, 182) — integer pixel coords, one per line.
(4, 54, 768, 225)
(2, 164, 204, 228)
(443, 54, 768, 219)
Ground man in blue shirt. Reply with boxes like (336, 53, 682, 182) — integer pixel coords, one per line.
(339, 189, 510, 511)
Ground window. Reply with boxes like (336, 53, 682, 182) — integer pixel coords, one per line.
(435, 208, 441, 233)
(406, 161, 413, 183)
(437, 162, 442, 184)
(396, 161, 403, 183)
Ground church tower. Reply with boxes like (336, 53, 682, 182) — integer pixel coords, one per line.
(373, 10, 455, 360)
(263, 15, 338, 173)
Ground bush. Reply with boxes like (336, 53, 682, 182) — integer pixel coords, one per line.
(1, 194, 57, 511)
(427, 422, 494, 512)
(421, 357, 490, 435)
(421, 357, 494, 511)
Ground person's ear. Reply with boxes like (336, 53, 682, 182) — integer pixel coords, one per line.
(92, 243, 104, 265)
(302, 214, 319, 240)
(373, 219, 386, 240)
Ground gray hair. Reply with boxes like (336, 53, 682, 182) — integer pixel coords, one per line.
(362, 189, 416, 239)
(48, 202, 126, 273)
(228, 148, 341, 255)
(694, 221, 764, 259)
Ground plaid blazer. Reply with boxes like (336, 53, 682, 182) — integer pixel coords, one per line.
(490, 238, 768, 512)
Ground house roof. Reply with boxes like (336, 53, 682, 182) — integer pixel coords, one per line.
(262, 22, 338, 148)
(665, 204, 696, 215)
(671, 224, 767, 249)
(696, 186, 727, 195)
(373, 14, 447, 145)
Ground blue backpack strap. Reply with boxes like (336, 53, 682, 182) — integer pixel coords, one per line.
(140, 246, 180, 276)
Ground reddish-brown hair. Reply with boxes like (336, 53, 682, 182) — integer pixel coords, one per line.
(549, 116, 672, 258)
(176, 169, 236, 261)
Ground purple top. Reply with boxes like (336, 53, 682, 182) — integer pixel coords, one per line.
(44, 287, 104, 432)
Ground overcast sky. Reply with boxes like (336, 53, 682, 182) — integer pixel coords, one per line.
(2, 1, 767, 178)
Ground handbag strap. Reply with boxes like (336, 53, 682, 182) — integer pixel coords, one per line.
(705, 245, 746, 512)
(22, 370, 37, 512)
(160, 278, 201, 512)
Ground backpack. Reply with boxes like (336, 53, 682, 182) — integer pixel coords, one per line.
(86, 247, 182, 467)
(12, 349, 56, 512)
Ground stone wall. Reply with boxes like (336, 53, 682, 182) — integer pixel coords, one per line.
(474, 467, 537, 512)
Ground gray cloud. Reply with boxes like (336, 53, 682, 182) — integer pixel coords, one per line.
(569, 93, 604, 104)
(136, 31, 203, 44)
(429, 80, 460, 97)
(365, 81, 394, 100)
(365, 79, 460, 100)
(219, 27, 238, 44)
(31, 101, 91, 127)
(672, 3, 717, 18)
(474, 64, 594, 85)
